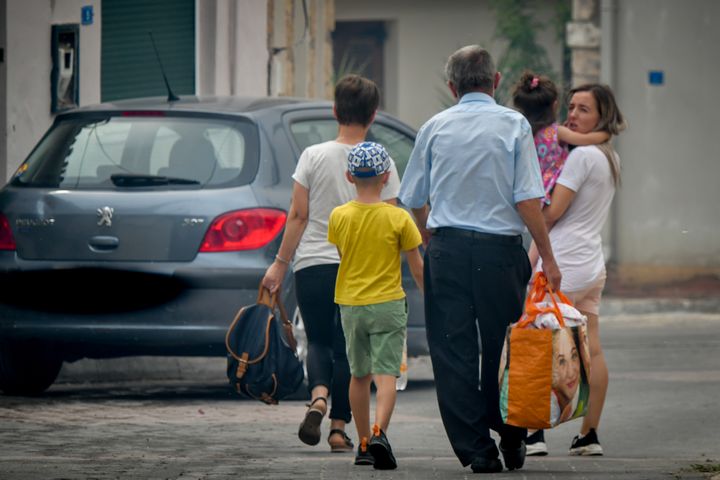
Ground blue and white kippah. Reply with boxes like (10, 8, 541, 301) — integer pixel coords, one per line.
(347, 141, 391, 177)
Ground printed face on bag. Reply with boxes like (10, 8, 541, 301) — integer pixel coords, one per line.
(552, 329, 580, 408)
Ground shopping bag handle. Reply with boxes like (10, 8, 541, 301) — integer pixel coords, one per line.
(516, 272, 572, 329)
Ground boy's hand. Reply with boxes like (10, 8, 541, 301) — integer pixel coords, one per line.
(406, 247, 424, 292)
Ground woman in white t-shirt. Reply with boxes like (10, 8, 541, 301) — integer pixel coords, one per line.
(534, 84, 626, 457)
(261, 75, 400, 454)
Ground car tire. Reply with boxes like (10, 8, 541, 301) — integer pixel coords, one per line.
(0, 342, 63, 396)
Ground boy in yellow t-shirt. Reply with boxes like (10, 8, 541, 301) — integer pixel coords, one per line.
(327, 141, 424, 470)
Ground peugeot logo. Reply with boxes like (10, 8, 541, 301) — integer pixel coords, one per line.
(97, 207, 114, 227)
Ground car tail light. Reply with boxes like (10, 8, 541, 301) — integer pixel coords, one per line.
(199, 208, 286, 252)
(0, 213, 16, 250)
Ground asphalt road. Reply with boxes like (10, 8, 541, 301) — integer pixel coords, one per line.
(1, 312, 719, 479)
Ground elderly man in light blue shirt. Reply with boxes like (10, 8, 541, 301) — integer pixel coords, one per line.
(399, 45, 561, 474)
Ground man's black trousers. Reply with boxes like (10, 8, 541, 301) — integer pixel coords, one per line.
(424, 228, 530, 465)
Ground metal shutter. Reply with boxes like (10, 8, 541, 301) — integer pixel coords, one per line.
(101, 0, 195, 102)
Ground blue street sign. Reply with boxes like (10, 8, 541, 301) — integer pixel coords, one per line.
(81, 5, 94, 25)
(649, 70, 664, 86)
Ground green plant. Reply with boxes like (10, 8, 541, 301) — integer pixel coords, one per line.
(435, 72, 456, 110)
(490, 0, 570, 107)
(332, 50, 371, 85)
(689, 462, 720, 473)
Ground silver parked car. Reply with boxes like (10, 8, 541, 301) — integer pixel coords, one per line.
(0, 96, 427, 395)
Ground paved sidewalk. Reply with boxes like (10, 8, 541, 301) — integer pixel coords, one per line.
(602, 274, 720, 315)
(5, 312, 719, 479)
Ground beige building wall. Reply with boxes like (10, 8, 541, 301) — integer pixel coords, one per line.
(3, 0, 101, 183)
(335, 0, 565, 129)
(610, 0, 720, 282)
(197, 0, 268, 97)
(266, 0, 335, 100)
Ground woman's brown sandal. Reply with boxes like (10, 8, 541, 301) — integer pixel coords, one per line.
(328, 429, 354, 453)
(298, 396, 327, 446)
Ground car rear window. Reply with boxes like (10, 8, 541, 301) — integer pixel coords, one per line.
(11, 114, 259, 189)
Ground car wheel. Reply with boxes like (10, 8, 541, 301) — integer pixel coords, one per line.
(0, 342, 63, 396)
(291, 306, 309, 380)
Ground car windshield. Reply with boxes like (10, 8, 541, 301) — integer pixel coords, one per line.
(11, 114, 259, 189)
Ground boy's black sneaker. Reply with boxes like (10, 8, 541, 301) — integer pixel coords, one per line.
(526, 429, 548, 456)
(354, 437, 374, 466)
(569, 428, 603, 456)
(369, 424, 397, 470)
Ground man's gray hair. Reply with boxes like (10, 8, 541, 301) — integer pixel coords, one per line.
(445, 45, 496, 97)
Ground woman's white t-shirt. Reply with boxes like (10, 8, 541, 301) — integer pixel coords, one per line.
(291, 140, 401, 272)
(542, 145, 619, 292)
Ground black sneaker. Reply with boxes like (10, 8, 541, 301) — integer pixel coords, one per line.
(369, 424, 397, 470)
(354, 437, 374, 466)
(526, 429, 548, 456)
(569, 428, 603, 456)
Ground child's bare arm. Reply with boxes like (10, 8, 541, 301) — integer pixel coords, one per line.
(405, 247, 424, 293)
(557, 126, 609, 146)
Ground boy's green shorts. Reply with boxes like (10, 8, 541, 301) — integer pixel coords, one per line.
(339, 299, 407, 378)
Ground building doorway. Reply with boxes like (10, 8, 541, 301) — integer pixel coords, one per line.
(332, 21, 385, 107)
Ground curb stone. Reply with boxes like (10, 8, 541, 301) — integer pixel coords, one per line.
(601, 296, 720, 315)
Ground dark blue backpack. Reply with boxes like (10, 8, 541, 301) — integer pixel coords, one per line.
(225, 288, 304, 404)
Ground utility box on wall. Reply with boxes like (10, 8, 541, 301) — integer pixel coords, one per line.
(51, 24, 79, 113)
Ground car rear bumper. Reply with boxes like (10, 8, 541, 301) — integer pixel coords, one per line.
(0, 284, 267, 358)
(0, 261, 429, 360)
(0, 262, 278, 358)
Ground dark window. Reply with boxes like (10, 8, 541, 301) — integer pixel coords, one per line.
(290, 119, 337, 151)
(12, 115, 258, 189)
(289, 119, 414, 179)
(101, 0, 195, 101)
(333, 21, 386, 107)
(367, 124, 414, 179)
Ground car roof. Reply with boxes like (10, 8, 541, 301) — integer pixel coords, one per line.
(64, 95, 333, 116)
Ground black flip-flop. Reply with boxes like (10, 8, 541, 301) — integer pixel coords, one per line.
(328, 429, 354, 453)
(298, 396, 327, 446)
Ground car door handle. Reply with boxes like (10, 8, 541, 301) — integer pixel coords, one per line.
(88, 235, 119, 252)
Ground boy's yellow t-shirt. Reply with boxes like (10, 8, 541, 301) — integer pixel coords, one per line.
(327, 201, 422, 306)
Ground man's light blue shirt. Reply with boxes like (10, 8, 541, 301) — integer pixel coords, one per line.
(399, 92, 544, 236)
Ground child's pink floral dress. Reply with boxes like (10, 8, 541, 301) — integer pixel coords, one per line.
(534, 123, 568, 205)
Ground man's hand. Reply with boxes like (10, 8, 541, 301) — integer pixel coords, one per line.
(542, 257, 562, 292)
(411, 205, 431, 247)
(419, 225, 432, 248)
(516, 198, 562, 290)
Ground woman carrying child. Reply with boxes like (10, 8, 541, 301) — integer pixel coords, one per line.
(513, 78, 627, 457)
(512, 72, 609, 206)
